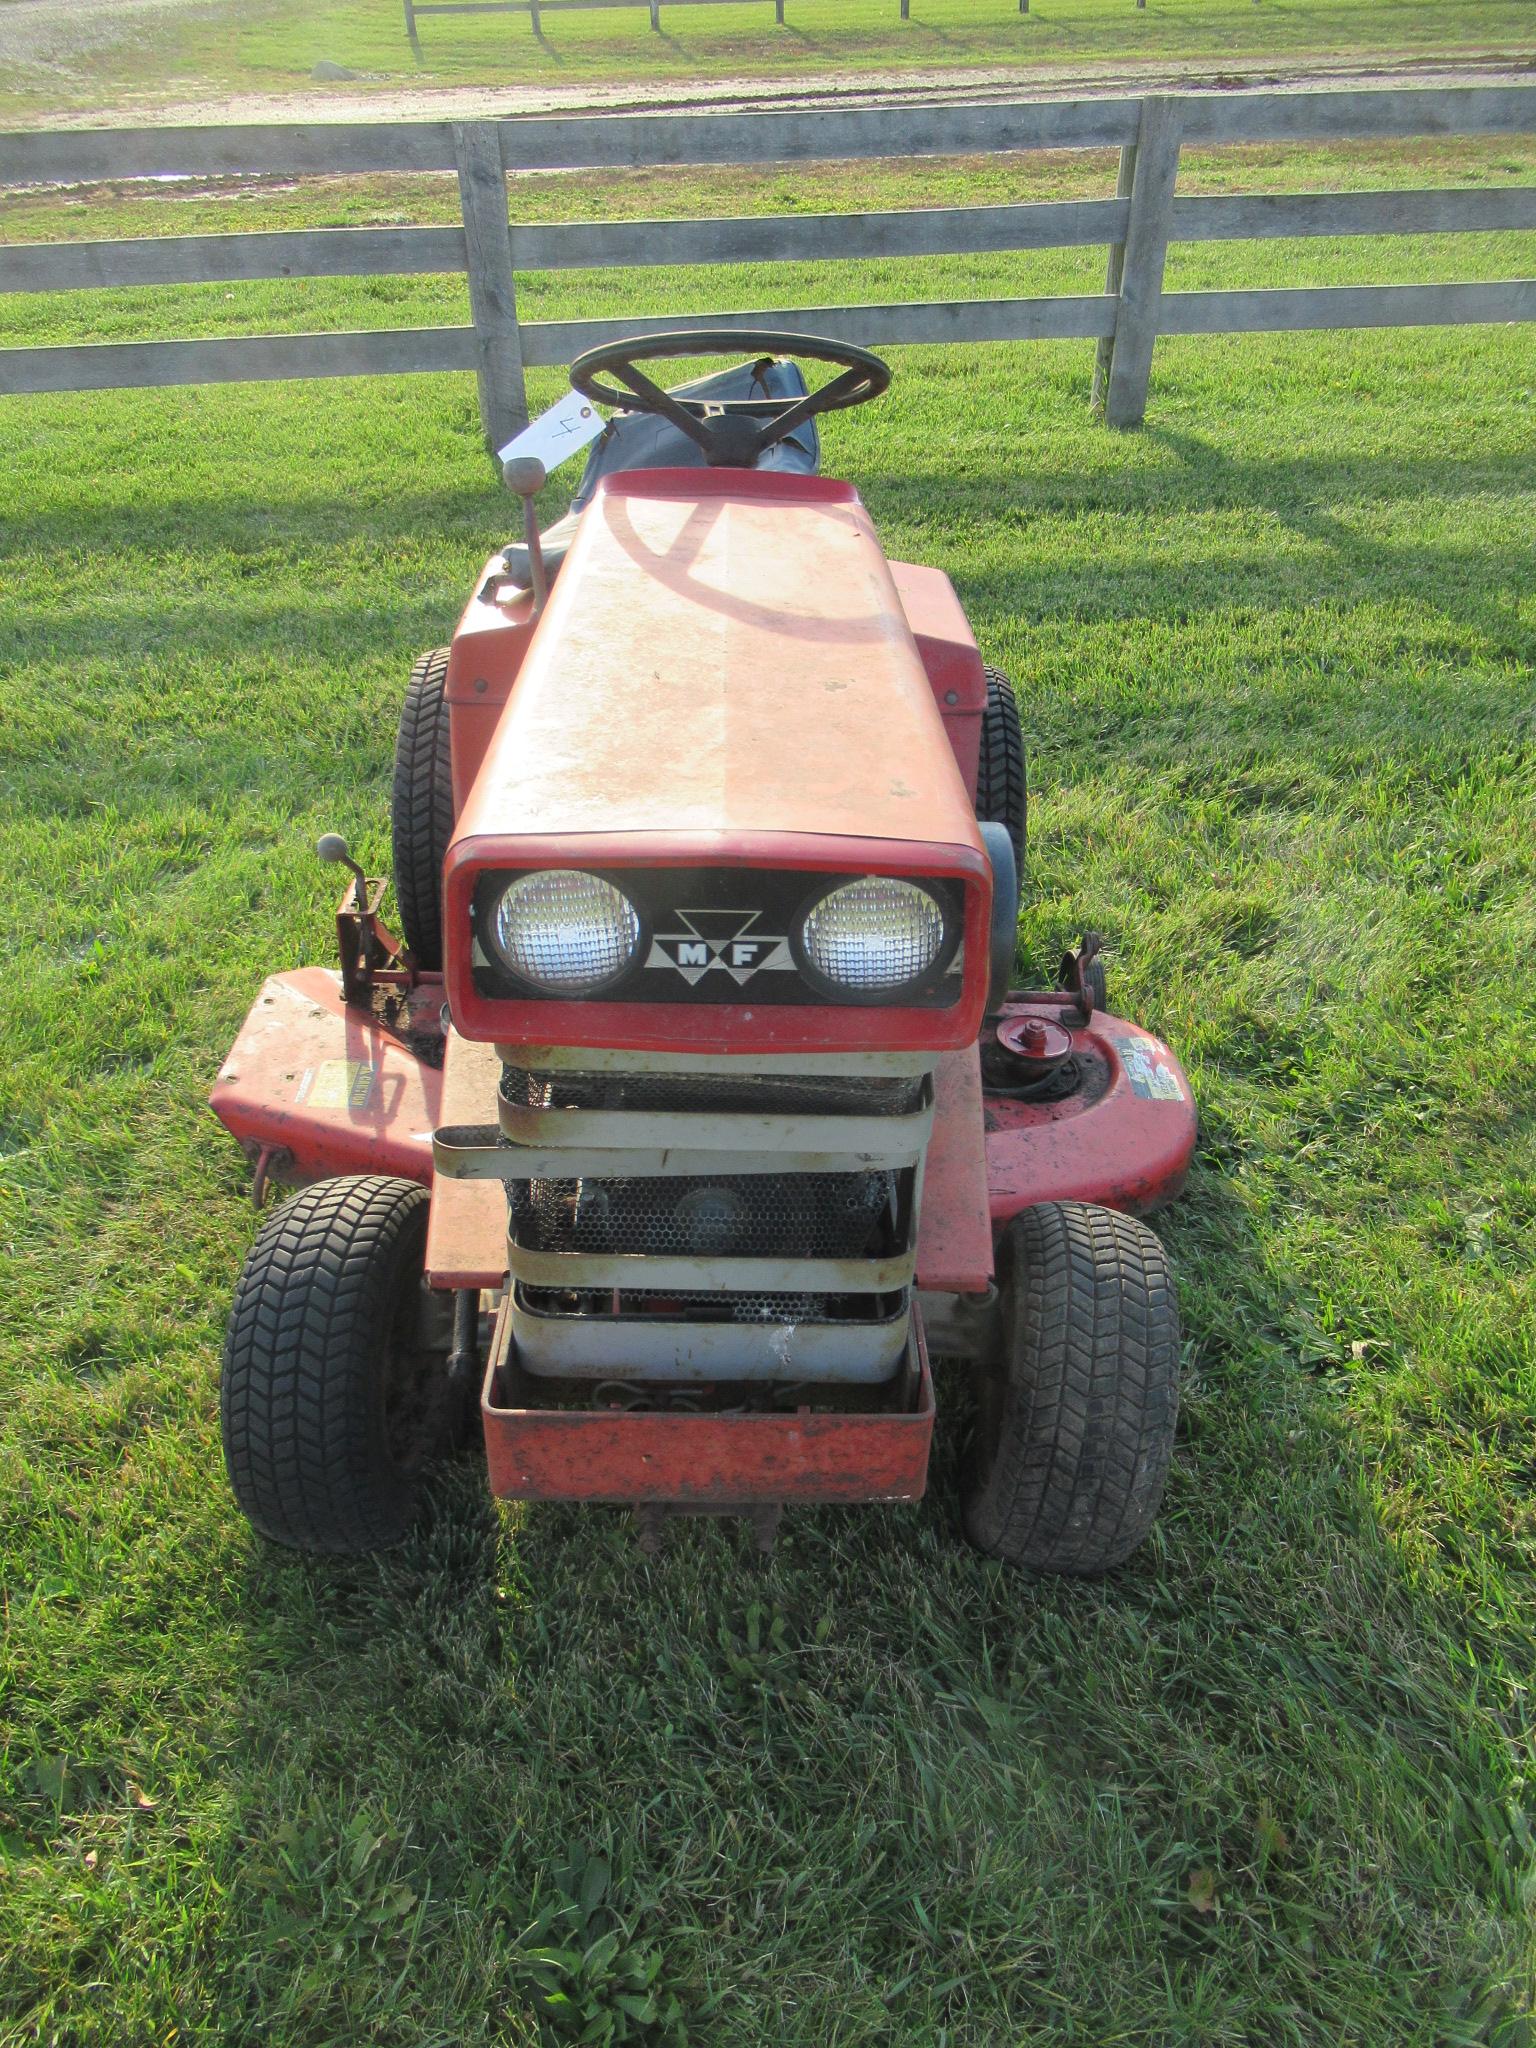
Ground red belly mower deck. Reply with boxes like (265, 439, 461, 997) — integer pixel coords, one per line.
(212, 962, 1194, 1506)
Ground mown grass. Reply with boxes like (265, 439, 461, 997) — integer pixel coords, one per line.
(2, 0, 1534, 124)
(2, 144, 1536, 2045)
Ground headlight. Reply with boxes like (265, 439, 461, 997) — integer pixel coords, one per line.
(488, 870, 641, 992)
(800, 877, 946, 992)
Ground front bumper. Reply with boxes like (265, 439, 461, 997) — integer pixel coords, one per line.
(481, 1303, 935, 1506)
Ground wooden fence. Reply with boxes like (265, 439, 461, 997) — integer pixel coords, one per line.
(405, 0, 1134, 40)
(2, 86, 1534, 447)
(404, 0, 786, 47)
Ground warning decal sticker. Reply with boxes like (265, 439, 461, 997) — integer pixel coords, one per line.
(1116, 1038, 1186, 1104)
(296, 1060, 379, 1111)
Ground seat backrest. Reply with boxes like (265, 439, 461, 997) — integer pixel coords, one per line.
(570, 355, 820, 512)
(500, 356, 822, 589)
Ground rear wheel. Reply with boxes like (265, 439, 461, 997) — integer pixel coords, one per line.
(976, 665, 1027, 904)
(962, 1201, 1180, 1575)
(391, 646, 453, 970)
(221, 1174, 452, 1554)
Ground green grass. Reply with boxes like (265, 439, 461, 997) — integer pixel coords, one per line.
(2, 0, 1535, 124)
(3, 142, 1536, 2044)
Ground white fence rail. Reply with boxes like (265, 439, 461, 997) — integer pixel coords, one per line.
(403, 0, 1287, 39)
(2, 86, 1533, 444)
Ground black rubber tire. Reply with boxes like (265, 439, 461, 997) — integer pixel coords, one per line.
(221, 1174, 449, 1555)
(962, 1201, 1180, 1576)
(976, 666, 1027, 898)
(391, 646, 453, 971)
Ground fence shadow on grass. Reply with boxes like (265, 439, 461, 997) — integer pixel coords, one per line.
(0, 484, 514, 569)
(5, 436, 1530, 664)
(860, 434, 1533, 663)
(859, 440, 1536, 537)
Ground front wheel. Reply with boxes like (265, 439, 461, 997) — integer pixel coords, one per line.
(962, 1201, 1180, 1575)
(221, 1175, 453, 1554)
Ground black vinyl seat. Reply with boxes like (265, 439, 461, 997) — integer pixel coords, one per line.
(499, 355, 819, 587)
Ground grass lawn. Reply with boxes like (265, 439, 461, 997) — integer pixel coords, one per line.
(2, 138, 1536, 2044)
(1, 0, 1535, 124)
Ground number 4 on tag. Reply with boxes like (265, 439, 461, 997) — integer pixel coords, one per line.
(497, 389, 607, 471)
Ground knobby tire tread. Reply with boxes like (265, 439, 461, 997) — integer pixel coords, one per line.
(391, 646, 454, 971)
(221, 1175, 431, 1554)
(976, 665, 1027, 887)
(964, 1201, 1180, 1576)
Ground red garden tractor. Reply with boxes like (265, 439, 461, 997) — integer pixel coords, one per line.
(212, 331, 1194, 1572)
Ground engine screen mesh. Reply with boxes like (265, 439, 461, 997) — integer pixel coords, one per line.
(509, 1169, 904, 1261)
(519, 1284, 909, 1327)
(502, 1066, 924, 1118)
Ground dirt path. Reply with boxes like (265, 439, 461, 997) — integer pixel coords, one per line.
(111, 53, 1536, 127)
(3, 0, 1531, 134)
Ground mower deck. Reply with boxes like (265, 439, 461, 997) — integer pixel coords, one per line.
(211, 967, 445, 1190)
(214, 972, 1193, 1248)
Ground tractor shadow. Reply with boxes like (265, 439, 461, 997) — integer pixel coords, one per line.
(209, 1138, 1526, 2030)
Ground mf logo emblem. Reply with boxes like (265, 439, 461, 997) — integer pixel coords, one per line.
(646, 909, 794, 987)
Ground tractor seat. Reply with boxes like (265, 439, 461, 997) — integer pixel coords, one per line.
(499, 355, 820, 590)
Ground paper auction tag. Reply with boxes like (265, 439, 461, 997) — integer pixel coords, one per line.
(497, 388, 606, 470)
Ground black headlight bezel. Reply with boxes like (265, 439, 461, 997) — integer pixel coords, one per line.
(468, 865, 965, 1010)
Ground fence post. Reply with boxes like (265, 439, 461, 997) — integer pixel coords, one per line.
(900, 0, 909, 18)
(1100, 95, 1182, 430)
(402, 0, 417, 41)
(650, 0, 660, 26)
(529, 0, 541, 31)
(1091, 138, 1137, 412)
(453, 122, 527, 457)
(775, 0, 785, 20)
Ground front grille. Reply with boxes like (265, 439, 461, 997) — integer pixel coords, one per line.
(498, 1055, 927, 1384)
(509, 1169, 904, 1261)
(501, 1065, 924, 1118)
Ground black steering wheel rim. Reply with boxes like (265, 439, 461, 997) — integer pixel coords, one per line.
(569, 328, 891, 469)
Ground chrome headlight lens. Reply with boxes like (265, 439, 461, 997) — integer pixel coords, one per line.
(489, 870, 641, 993)
(800, 877, 946, 992)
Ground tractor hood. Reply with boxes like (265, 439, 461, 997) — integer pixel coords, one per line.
(443, 469, 992, 1055)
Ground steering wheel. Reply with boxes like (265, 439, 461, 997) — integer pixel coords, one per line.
(569, 328, 891, 469)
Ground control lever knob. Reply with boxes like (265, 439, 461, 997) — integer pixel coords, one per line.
(501, 455, 547, 499)
(316, 832, 368, 910)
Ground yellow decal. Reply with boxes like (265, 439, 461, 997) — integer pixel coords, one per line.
(296, 1060, 378, 1111)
